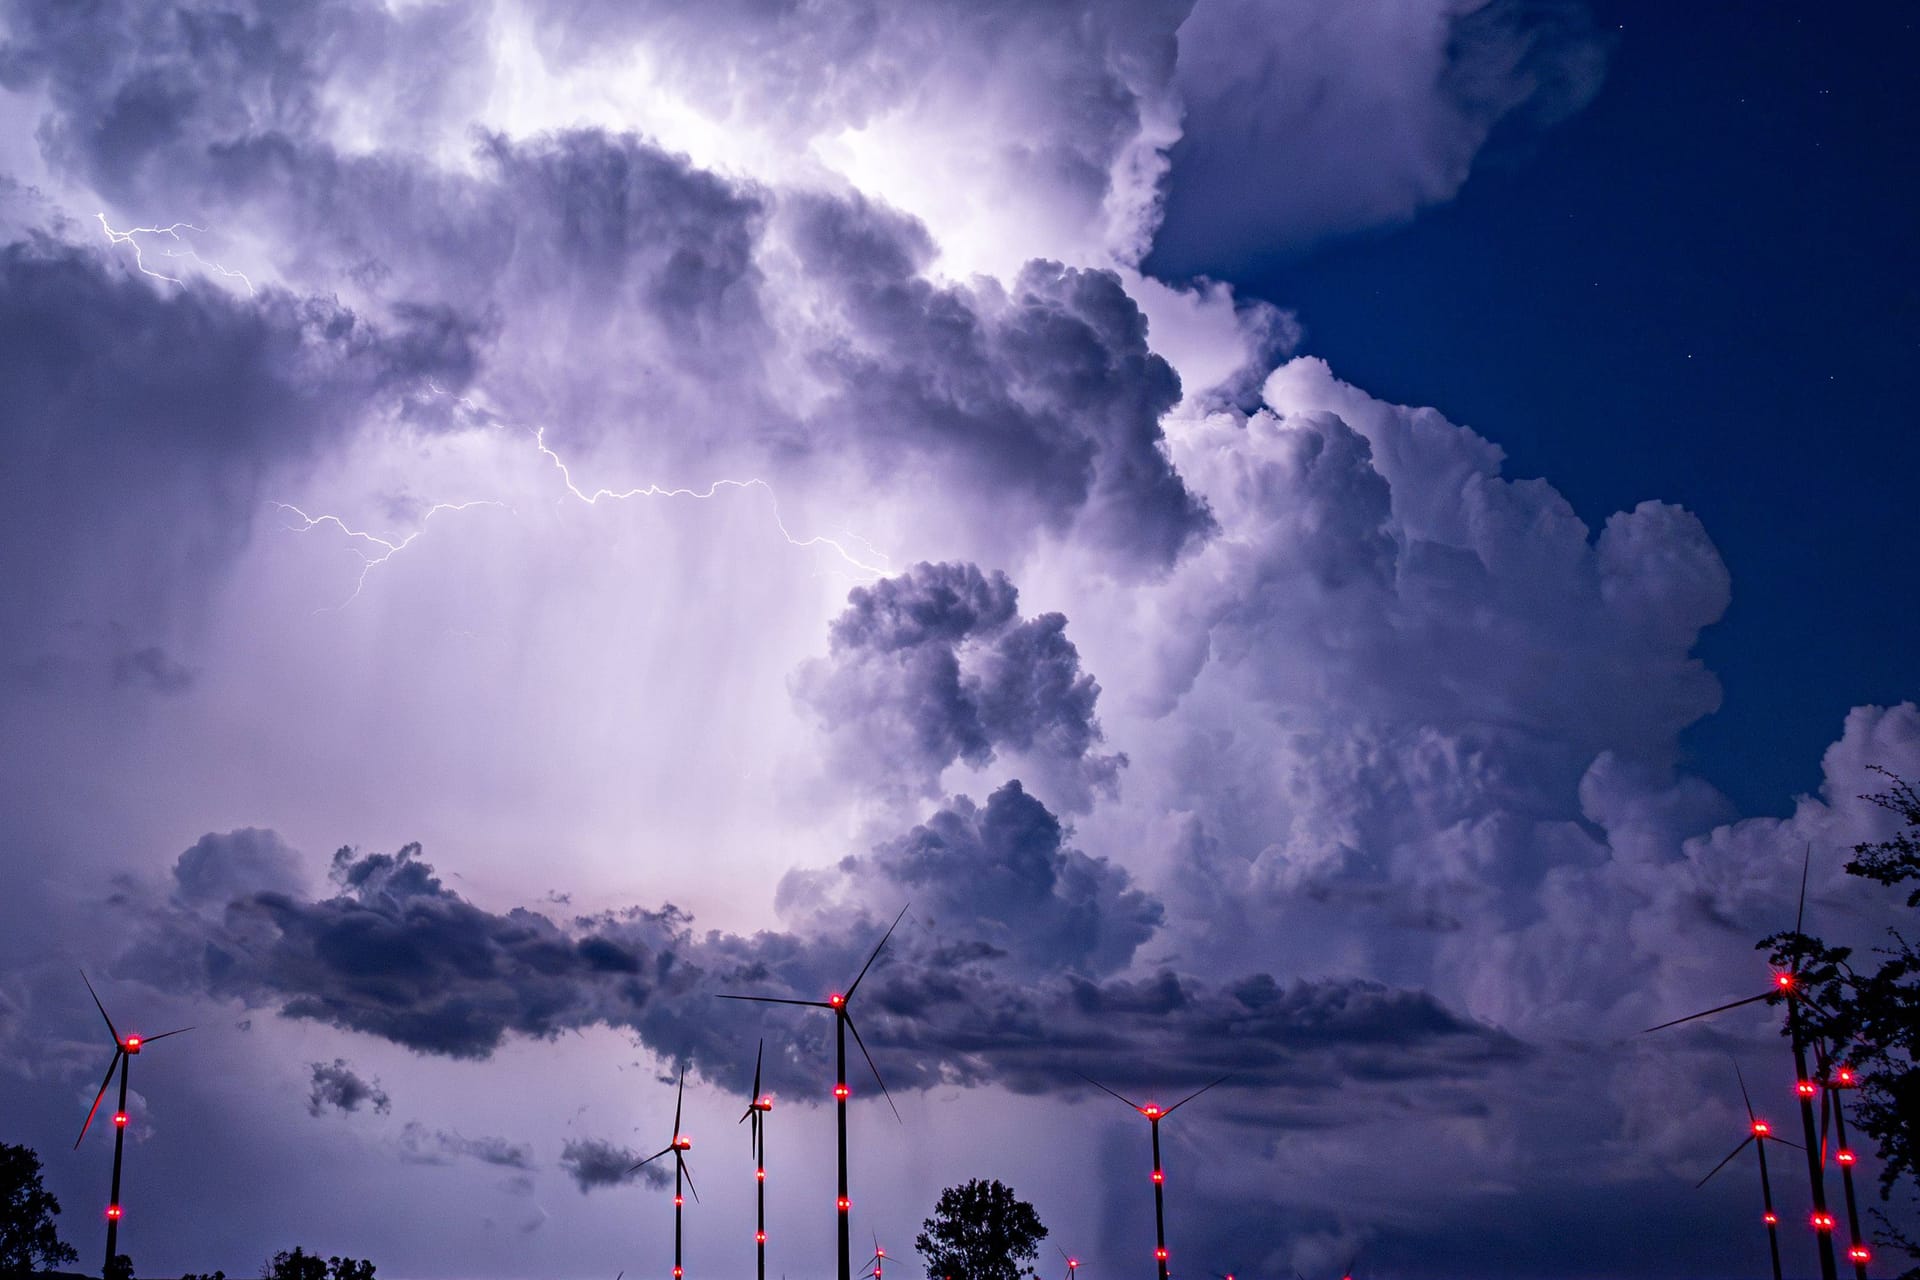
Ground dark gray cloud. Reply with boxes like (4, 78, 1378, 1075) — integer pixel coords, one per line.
(306, 1057, 391, 1116)
(131, 835, 1522, 1132)
(397, 1122, 533, 1170)
(788, 195, 1211, 566)
(814, 781, 1163, 977)
(796, 562, 1125, 810)
(0, 228, 478, 677)
(171, 828, 306, 906)
(559, 1137, 665, 1193)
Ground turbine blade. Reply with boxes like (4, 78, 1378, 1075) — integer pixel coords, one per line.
(751, 1039, 764, 1101)
(1796, 843, 1812, 935)
(1697, 1135, 1754, 1188)
(75, 1049, 124, 1147)
(1819, 1086, 1831, 1165)
(80, 970, 120, 1043)
(680, 1153, 699, 1203)
(675, 1063, 685, 1134)
(629, 1145, 674, 1172)
(1075, 1071, 1144, 1111)
(1767, 1135, 1805, 1152)
(843, 1012, 902, 1124)
(740, 1106, 753, 1125)
(718, 994, 834, 1009)
(846, 904, 911, 1000)
(1163, 1072, 1232, 1116)
(142, 1025, 194, 1043)
(1733, 1057, 1756, 1121)
(1641, 991, 1774, 1034)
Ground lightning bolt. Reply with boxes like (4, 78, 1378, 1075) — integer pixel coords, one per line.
(97, 214, 256, 294)
(274, 390, 891, 606)
(271, 499, 510, 610)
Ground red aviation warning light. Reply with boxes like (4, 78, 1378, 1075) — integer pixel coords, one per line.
(756, 1167, 766, 1182)
(1773, 972, 1795, 992)
(828, 993, 846, 1008)
(674, 1136, 692, 1150)
(1140, 1104, 1163, 1118)
(105, 1204, 122, 1220)
(1154, 1249, 1169, 1262)
(837, 1196, 851, 1212)
(1812, 1212, 1836, 1232)
(674, 1195, 685, 1207)
(1751, 1120, 1771, 1137)
(673, 1268, 683, 1278)
(1150, 1170, 1165, 1184)
(1835, 1065, 1857, 1087)
(834, 1083, 851, 1100)
(1797, 1080, 1818, 1098)
(1837, 1148, 1857, 1166)
(756, 1095, 775, 1111)
(124, 1036, 142, 1053)
(113, 1111, 128, 1127)
(1763, 1212, 1779, 1226)
(756, 1232, 767, 1244)
(1849, 1245, 1873, 1264)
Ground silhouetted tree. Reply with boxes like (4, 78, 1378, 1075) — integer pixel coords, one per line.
(915, 1179, 1047, 1280)
(0, 1142, 78, 1272)
(1767, 768, 1920, 1279)
(261, 1250, 374, 1280)
(104, 1253, 134, 1280)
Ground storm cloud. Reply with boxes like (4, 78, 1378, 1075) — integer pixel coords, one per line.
(796, 562, 1126, 810)
(307, 1058, 390, 1117)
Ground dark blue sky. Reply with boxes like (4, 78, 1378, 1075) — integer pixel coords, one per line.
(1152, 4, 1919, 815)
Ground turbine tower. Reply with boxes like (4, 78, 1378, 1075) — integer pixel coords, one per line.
(1079, 1072, 1230, 1280)
(73, 972, 192, 1276)
(1815, 1045, 1873, 1277)
(720, 905, 908, 1280)
(631, 1065, 700, 1280)
(1643, 848, 1839, 1280)
(1696, 1062, 1800, 1280)
(739, 1041, 774, 1280)
(1058, 1246, 1083, 1280)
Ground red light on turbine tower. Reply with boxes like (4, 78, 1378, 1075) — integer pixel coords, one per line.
(756, 1167, 766, 1182)
(1773, 972, 1795, 992)
(1835, 1065, 1857, 1087)
(673, 1268, 683, 1278)
(113, 1111, 129, 1127)
(1751, 1120, 1771, 1136)
(757, 1095, 775, 1111)
(675, 1136, 692, 1149)
(1837, 1149, 1856, 1166)
(1154, 1248, 1169, 1262)
(1797, 1080, 1818, 1098)
(1849, 1245, 1873, 1264)
(1763, 1212, 1779, 1226)
(1150, 1170, 1164, 1184)
(1812, 1212, 1836, 1232)
(675, 1195, 685, 1207)
(124, 1036, 142, 1053)
(837, 1196, 851, 1212)
(834, 1083, 851, 1100)
(829, 993, 846, 1008)
(105, 1205, 122, 1220)
(1140, 1105, 1163, 1118)
(756, 1232, 767, 1244)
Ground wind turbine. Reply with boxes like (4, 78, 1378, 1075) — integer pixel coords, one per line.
(1814, 1044, 1873, 1277)
(863, 1232, 889, 1280)
(73, 972, 192, 1274)
(1643, 848, 1839, 1280)
(720, 905, 908, 1280)
(1059, 1245, 1083, 1280)
(1079, 1072, 1231, 1280)
(1696, 1062, 1801, 1280)
(631, 1065, 700, 1280)
(739, 1041, 775, 1280)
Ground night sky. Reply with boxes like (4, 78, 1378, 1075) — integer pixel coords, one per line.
(0, 3, 1915, 1280)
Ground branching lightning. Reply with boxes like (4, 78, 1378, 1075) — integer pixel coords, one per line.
(97, 214, 256, 294)
(275, 389, 891, 606)
(272, 499, 509, 610)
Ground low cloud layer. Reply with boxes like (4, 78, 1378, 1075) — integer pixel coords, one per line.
(307, 1058, 391, 1117)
